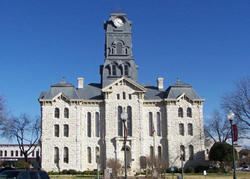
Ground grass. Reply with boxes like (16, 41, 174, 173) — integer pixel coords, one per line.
(49, 171, 250, 179)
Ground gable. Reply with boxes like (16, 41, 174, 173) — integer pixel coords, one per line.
(102, 77, 146, 93)
(52, 93, 70, 104)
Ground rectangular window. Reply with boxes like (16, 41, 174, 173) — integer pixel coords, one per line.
(0, 151, 2, 157)
(118, 106, 123, 136)
(54, 124, 59, 137)
(129, 94, 132, 100)
(188, 123, 193, 136)
(15, 150, 18, 156)
(149, 112, 153, 136)
(11, 151, 14, 157)
(88, 147, 91, 163)
(64, 124, 69, 137)
(87, 112, 91, 137)
(117, 94, 120, 100)
(32, 151, 34, 157)
(95, 113, 100, 137)
(179, 123, 184, 136)
(157, 112, 161, 136)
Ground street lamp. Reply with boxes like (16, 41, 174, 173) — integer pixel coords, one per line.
(227, 110, 237, 179)
(180, 151, 184, 179)
(121, 108, 128, 179)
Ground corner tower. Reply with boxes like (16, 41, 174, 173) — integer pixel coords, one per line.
(100, 12, 138, 88)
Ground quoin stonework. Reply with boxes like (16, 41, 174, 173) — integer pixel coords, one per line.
(39, 12, 206, 172)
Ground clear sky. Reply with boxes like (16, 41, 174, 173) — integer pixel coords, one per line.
(0, 1, 249, 143)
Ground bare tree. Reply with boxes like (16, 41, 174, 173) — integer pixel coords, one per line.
(221, 76, 250, 129)
(205, 110, 231, 143)
(0, 95, 6, 123)
(0, 114, 41, 162)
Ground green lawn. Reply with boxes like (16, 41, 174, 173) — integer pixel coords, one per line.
(49, 172, 250, 179)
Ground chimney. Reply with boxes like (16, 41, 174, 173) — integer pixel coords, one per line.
(77, 77, 84, 88)
(157, 77, 164, 90)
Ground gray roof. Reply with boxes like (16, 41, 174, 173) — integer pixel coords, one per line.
(39, 79, 201, 101)
(39, 79, 103, 100)
(77, 83, 103, 100)
(142, 84, 166, 100)
(166, 79, 201, 99)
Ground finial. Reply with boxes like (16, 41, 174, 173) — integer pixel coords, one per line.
(177, 77, 180, 83)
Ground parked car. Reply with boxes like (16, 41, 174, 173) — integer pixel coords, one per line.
(242, 166, 249, 171)
(0, 167, 15, 174)
(0, 169, 50, 179)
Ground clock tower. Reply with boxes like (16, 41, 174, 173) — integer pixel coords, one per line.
(100, 12, 138, 87)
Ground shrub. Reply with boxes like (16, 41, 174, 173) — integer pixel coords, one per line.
(14, 161, 29, 169)
(184, 167, 195, 173)
(47, 171, 59, 175)
(194, 166, 209, 173)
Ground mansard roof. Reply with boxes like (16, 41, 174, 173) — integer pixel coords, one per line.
(166, 79, 201, 100)
(39, 78, 202, 101)
(39, 81, 103, 100)
(142, 84, 166, 100)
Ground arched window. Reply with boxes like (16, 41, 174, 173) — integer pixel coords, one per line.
(64, 108, 69, 118)
(179, 123, 184, 136)
(55, 108, 60, 118)
(54, 124, 59, 137)
(118, 106, 123, 136)
(95, 112, 100, 137)
(96, 147, 100, 163)
(16, 150, 18, 156)
(64, 124, 69, 137)
(189, 145, 194, 160)
(180, 145, 185, 161)
(158, 146, 162, 159)
(150, 146, 154, 160)
(124, 65, 129, 76)
(149, 112, 153, 136)
(4, 151, 7, 156)
(112, 64, 116, 76)
(117, 42, 123, 54)
(178, 107, 183, 118)
(157, 112, 161, 136)
(127, 106, 132, 136)
(188, 123, 193, 136)
(11, 151, 13, 157)
(87, 112, 91, 137)
(87, 147, 91, 163)
(64, 147, 69, 163)
(0, 150, 2, 157)
(187, 107, 192, 118)
(54, 147, 59, 164)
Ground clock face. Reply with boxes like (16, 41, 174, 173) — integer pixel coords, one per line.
(113, 17, 124, 27)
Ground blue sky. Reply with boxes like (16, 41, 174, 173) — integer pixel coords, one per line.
(0, 1, 249, 143)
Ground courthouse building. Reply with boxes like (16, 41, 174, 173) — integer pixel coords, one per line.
(39, 12, 205, 172)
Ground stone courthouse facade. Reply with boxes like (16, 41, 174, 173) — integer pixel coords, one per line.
(39, 12, 205, 172)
